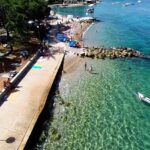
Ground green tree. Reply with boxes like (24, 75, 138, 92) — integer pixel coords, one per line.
(27, 0, 49, 20)
(0, 0, 49, 51)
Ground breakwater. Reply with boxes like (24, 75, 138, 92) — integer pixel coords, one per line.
(77, 47, 143, 59)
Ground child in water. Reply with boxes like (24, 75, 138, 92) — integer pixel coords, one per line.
(89, 65, 93, 73)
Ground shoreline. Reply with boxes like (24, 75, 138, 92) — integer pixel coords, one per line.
(49, 13, 95, 74)
(0, 12, 93, 91)
(49, 2, 85, 8)
(83, 22, 94, 39)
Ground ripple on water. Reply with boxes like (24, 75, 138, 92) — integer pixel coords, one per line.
(33, 58, 150, 150)
(36, 1, 150, 149)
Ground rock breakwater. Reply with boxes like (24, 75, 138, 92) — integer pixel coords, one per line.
(76, 47, 143, 59)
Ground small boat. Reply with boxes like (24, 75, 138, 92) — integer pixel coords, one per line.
(123, 3, 131, 7)
(89, 4, 94, 7)
(87, 8, 94, 13)
(138, 92, 150, 104)
(137, 0, 141, 3)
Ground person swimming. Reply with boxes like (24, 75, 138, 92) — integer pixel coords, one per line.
(89, 65, 93, 73)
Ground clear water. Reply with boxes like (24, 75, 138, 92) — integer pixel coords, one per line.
(35, 1, 150, 149)
(84, 0, 150, 54)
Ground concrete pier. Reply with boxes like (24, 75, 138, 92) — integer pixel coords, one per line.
(0, 53, 64, 150)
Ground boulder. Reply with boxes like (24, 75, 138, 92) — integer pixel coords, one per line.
(83, 47, 142, 59)
(79, 52, 85, 57)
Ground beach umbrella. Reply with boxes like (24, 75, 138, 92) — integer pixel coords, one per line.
(69, 40, 76, 47)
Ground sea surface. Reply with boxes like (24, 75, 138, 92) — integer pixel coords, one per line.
(35, 0, 150, 149)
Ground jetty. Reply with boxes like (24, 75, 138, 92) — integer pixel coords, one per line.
(76, 47, 143, 59)
(0, 52, 64, 149)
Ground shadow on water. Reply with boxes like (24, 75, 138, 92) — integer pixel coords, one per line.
(24, 57, 65, 150)
(89, 72, 99, 75)
(118, 56, 150, 68)
(134, 55, 150, 64)
(142, 101, 150, 107)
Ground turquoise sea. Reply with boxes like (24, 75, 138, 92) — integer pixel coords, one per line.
(35, 0, 150, 149)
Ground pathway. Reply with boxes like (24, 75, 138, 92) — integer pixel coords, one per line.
(0, 53, 64, 150)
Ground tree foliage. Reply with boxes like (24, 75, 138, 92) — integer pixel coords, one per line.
(0, 0, 49, 43)
(48, 0, 63, 4)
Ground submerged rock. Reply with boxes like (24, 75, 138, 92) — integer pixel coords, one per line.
(50, 127, 61, 141)
(53, 133, 61, 141)
(39, 132, 46, 143)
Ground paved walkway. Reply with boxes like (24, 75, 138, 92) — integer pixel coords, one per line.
(0, 53, 64, 150)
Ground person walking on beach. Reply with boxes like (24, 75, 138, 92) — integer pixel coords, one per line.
(85, 62, 87, 71)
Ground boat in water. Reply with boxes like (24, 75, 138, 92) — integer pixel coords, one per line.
(87, 8, 94, 13)
(137, 0, 142, 3)
(138, 92, 150, 104)
(88, 4, 94, 7)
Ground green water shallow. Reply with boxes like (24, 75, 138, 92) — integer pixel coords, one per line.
(40, 58, 150, 150)
(33, 1, 150, 149)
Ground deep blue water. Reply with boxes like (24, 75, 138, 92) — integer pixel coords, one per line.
(84, 0, 150, 54)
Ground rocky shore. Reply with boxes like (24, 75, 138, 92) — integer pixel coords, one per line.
(76, 47, 143, 59)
